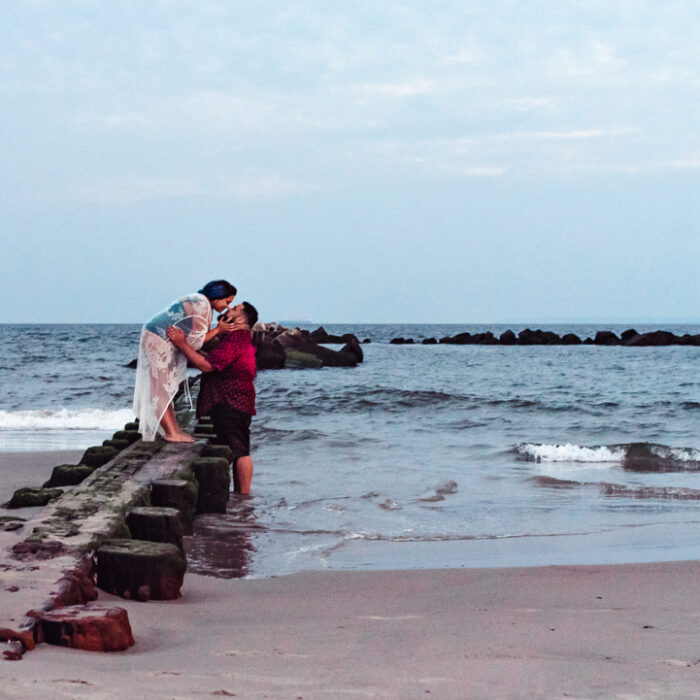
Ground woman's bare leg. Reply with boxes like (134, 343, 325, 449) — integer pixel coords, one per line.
(160, 405, 194, 443)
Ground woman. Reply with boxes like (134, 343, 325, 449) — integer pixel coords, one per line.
(133, 280, 237, 442)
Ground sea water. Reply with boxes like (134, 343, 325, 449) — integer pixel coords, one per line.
(2, 323, 700, 577)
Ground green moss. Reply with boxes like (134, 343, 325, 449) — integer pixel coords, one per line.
(80, 445, 120, 468)
(8, 487, 64, 509)
(112, 430, 142, 444)
(169, 469, 199, 504)
(43, 464, 95, 488)
(284, 349, 323, 369)
(102, 438, 131, 451)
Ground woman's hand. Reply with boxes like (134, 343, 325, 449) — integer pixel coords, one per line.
(167, 326, 186, 347)
(216, 318, 238, 334)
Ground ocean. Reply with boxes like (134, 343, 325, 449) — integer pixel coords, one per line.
(2, 323, 700, 578)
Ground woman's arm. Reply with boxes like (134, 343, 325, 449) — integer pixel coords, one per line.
(203, 317, 237, 344)
(167, 327, 214, 372)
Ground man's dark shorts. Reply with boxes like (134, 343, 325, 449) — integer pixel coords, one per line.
(209, 404, 252, 461)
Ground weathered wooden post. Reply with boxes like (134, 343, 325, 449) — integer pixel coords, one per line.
(191, 457, 230, 514)
(96, 539, 186, 601)
(126, 506, 184, 554)
(150, 478, 198, 534)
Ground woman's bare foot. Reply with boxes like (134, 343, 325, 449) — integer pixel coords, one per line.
(164, 432, 195, 443)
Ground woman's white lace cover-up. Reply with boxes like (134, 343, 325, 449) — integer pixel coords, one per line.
(132, 293, 212, 440)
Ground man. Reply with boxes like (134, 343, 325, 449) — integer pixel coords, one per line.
(167, 301, 259, 495)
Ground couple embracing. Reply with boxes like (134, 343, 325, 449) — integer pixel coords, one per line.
(132, 280, 258, 494)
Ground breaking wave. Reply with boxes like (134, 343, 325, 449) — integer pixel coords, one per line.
(518, 443, 625, 463)
(0, 408, 134, 430)
(519, 442, 700, 472)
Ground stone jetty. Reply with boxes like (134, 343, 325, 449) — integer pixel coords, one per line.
(0, 404, 233, 659)
(389, 328, 700, 347)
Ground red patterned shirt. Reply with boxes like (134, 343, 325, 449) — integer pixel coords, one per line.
(197, 330, 256, 417)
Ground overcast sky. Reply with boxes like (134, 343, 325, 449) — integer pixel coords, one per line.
(2, 1, 700, 323)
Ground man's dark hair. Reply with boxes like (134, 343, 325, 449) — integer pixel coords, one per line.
(199, 279, 238, 300)
(242, 301, 258, 328)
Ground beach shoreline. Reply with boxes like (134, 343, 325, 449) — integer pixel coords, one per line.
(0, 450, 699, 697)
(0, 562, 698, 697)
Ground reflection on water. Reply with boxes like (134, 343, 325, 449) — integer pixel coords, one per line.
(184, 497, 259, 578)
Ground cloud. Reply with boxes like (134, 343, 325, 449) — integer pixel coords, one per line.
(67, 176, 200, 204)
(497, 127, 641, 141)
(66, 173, 314, 204)
(223, 174, 316, 201)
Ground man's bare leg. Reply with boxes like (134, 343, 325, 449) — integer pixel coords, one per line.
(160, 404, 194, 443)
(235, 456, 253, 495)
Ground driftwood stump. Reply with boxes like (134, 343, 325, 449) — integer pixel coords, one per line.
(34, 605, 134, 652)
(150, 479, 197, 534)
(191, 457, 230, 514)
(126, 506, 183, 554)
(96, 539, 186, 601)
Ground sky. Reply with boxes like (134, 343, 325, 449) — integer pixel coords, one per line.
(2, 0, 700, 324)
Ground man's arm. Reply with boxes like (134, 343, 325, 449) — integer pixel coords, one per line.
(167, 326, 215, 372)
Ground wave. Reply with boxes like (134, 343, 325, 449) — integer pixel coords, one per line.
(0, 408, 134, 430)
(518, 443, 626, 463)
(519, 441, 700, 472)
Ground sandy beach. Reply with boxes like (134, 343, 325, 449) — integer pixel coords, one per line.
(1, 451, 699, 698)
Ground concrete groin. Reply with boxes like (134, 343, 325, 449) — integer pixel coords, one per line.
(0, 408, 229, 659)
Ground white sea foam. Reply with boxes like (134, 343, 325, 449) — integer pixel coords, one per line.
(518, 443, 626, 463)
(0, 408, 134, 430)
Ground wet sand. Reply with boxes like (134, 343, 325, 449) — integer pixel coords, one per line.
(1, 451, 699, 698)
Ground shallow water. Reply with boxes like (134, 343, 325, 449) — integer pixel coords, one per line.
(3, 323, 700, 576)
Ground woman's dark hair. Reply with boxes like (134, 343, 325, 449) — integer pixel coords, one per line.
(198, 279, 237, 300)
(242, 302, 258, 327)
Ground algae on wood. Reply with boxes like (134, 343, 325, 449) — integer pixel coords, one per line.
(96, 539, 186, 601)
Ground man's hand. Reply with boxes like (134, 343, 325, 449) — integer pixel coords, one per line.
(167, 326, 186, 347)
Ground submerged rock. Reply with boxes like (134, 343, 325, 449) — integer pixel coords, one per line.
(251, 324, 362, 369)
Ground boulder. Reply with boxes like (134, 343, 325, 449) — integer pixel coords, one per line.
(593, 330, 620, 345)
(421, 337, 438, 345)
(620, 328, 638, 343)
(252, 333, 286, 370)
(626, 330, 679, 346)
(440, 332, 473, 345)
(499, 330, 516, 345)
(284, 349, 323, 369)
(340, 336, 364, 363)
(561, 333, 582, 345)
(517, 329, 546, 345)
